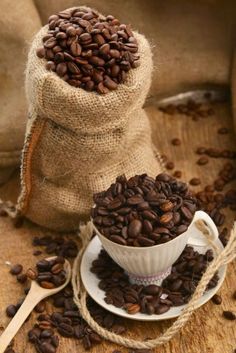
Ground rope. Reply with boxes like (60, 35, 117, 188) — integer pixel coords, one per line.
(72, 221, 236, 349)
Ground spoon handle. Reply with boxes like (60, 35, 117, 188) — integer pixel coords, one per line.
(0, 289, 40, 353)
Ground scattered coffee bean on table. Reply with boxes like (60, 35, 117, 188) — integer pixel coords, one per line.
(166, 161, 175, 170)
(10, 264, 23, 276)
(6, 304, 17, 318)
(171, 138, 181, 146)
(189, 178, 201, 186)
(218, 127, 229, 135)
(36, 7, 140, 93)
(211, 294, 222, 305)
(32, 235, 78, 258)
(92, 173, 197, 247)
(159, 99, 215, 120)
(91, 246, 218, 316)
(173, 170, 182, 179)
(223, 311, 236, 320)
(197, 156, 209, 166)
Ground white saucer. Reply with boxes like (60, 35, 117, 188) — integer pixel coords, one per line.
(80, 236, 226, 321)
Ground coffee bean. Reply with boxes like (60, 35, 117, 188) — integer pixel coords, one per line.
(110, 235, 127, 245)
(171, 138, 181, 146)
(40, 342, 56, 353)
(211, 294, 222, 305)
(223, 311, 236, 320)
(155, 304, 170, 314)
(17, 273, 27, 284)
(197, 156, 209, 165)
(126, 303, 140, 314)
(196, 147, 207, 155)
(144, 285, 161, 295)
(27, 268, 38, 280)
(159, 212, 173, 224)
(36, 47, 45, 58)
(166, 162, 175, 170)
(189, 178, 201, 186)
(128, 219, 142, 238)
(57, 322, 74, 337)
(35, 301, 46, 313)
(10, 264, 23, 275)
(218, 127, 229, 135)
(6, 305, 17, 317)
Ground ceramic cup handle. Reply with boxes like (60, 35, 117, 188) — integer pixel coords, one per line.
(188, 210, 219, 247)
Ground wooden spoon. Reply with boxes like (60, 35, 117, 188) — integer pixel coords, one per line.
(0, 257, 71, 353)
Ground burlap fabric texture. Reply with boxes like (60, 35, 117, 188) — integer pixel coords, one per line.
(18, 17, 162, 231)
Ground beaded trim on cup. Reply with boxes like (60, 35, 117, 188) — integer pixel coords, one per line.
(127, 267, 171, 286)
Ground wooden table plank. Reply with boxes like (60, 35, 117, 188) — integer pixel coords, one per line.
(0, 101, 235, 353)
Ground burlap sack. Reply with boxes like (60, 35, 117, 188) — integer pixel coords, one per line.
(0, 0, 41, 184)
(17, 20, 162, 231)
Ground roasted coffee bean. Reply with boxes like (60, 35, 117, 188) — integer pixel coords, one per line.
(35, 301, 46, 313)
(218, 127, 229, 135)
(171, 138, 181, 146)
(223, 311, 236, 320)
(36, 7, 139, 93)
(211, 294, 222, 305)
(110, 235, 127, 245)
(57, 322, 74, 337)
(10, 264, 23, 275)
(166, 161, 175, 170)
(126, 303, 140, 314)
(155, 304, 170, 314)
(144, 285, 161, 295)
(197, 156, 209, 165)
(6, 304, 17, 317)
(128, 219, 142, 238)
(27, 268, 38, 280)
(17, 273, 27, 284)
(173, 170, 182, 179)
(189, 178, 201, 186)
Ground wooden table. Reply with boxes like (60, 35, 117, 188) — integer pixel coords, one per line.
(0, 100, 235, 353)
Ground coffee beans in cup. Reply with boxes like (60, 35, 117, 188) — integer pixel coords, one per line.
(36, 7, 139, 94)
(91, 173, 197, 247)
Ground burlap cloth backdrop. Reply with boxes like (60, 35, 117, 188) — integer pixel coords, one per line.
(0, 0, 41, 184)
(71, 221, 236, 350)
(17, 10, 162, 231)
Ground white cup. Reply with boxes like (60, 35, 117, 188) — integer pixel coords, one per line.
(92, 210, 219, 285)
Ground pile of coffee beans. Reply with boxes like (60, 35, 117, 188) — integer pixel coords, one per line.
(26, 256, 67, 289)
(32, 235, 78, 258)
(196, 146, 236, 160)
(158, 98, 215, 121)
(5, 234, 126, 353)
(90, 246, 218, 315)
(91, 173, 197, 247)
(27, 284, 125, 353)
(36, 7, 139, 93)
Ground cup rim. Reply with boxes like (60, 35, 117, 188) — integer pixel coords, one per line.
(91, 218, 191, 251)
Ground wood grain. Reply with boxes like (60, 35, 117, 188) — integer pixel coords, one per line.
(0, 101, 235, 353)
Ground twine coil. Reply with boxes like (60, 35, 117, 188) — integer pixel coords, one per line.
(72, 221, 236, 350)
